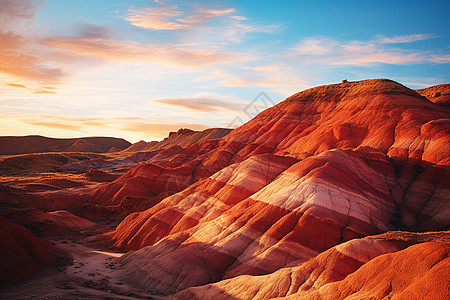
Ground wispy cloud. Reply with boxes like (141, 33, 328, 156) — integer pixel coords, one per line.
(0, 27, 64, 85)
(125, 1, 189, 30)
(123, 1, 278, 43)
(0, 0, 64, 86)
(154, 96, 244, 112)
(124, 1, 236, 30)
(178, 7, 236, 24)
(33, 89, 56, 94)
(45, 35, 247, 69)
(0, 0, 45, 25)
(7, 83, 28, 89)
(25, 121, 82, 131)
(430, 54, 450, 63)
(290, 35, 448, 66)
(5, 81, 57, 93)
(196, 65, 309, 95)
(376, 34, 434, 44)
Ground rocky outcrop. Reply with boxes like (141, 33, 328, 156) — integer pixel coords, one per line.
(122, 128, 232, 152)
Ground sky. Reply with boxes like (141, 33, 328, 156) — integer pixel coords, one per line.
(1, 0, 449, 143)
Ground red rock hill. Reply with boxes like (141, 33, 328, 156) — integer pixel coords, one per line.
(86, 79, 449, 296)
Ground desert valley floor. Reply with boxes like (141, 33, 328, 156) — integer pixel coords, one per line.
(0, 79, 449, 299)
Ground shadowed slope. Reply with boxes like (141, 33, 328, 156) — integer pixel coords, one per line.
(0, 215, 58, 287)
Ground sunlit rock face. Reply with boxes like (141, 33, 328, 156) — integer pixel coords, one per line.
(172, 231, 450, 300)
(85, 79, 449, 297)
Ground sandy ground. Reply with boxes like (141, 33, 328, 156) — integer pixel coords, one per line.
(0, 238, 160, 300)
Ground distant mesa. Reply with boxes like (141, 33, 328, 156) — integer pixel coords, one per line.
(122, 127, 232, 152)
(0, 135, 131, 155)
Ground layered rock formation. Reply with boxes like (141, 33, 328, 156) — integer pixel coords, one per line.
(122, 128, 232, 152)
(89, 79, 449, 296)
(173, 231, 450, 299)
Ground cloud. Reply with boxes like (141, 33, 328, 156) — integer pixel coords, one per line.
(46, 35, 247, 69)
(197, 66, 309, 94)
(77, 24, 117, 39)
(0, 0, 64, 86)
(154, 96, 244, 112)
(123, 1, 278, 43)
(124, 1, 235, 30)
(125, 2, 189, 30)
(292, 37, 333, 55)
(430, 54, 450, 63)
(376, 34, 434, 44)
(33, 89, 56, 94)
(0, 0, 44, 26)
(290, 35, 448, 66)
(25, 121, 82, 131)
(246, 64, 282, 72)
(5, 81, 58, 94)
(20, 115, 110, 129)
(0, 32, 64, 83)
(7, 83, 28, 89)
(177, 7, 236, 24)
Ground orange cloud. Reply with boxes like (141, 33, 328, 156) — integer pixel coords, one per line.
(25, 121, 82, 131)
(45, 36, 246, 68)
(0, 30, 64, 84)
(33, 90, 56, 94)
(7, 83, 28, 89)
(154, 96, 244, 112)
(0, 0, 64, 86)
(124, 1, 235, 30)
(177, 8, 236, 24)
(125, 1, 189, 30)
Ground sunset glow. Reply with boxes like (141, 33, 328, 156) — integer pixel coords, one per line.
(1, 0, 449, 142)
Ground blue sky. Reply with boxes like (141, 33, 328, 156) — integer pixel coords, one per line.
(1, 0, 449, 142)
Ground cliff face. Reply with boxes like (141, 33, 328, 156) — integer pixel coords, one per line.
(84, 79, 449, 297)
(122, 128, 232, 152)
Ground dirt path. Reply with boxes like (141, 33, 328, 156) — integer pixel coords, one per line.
(0, 238, 158, 299)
